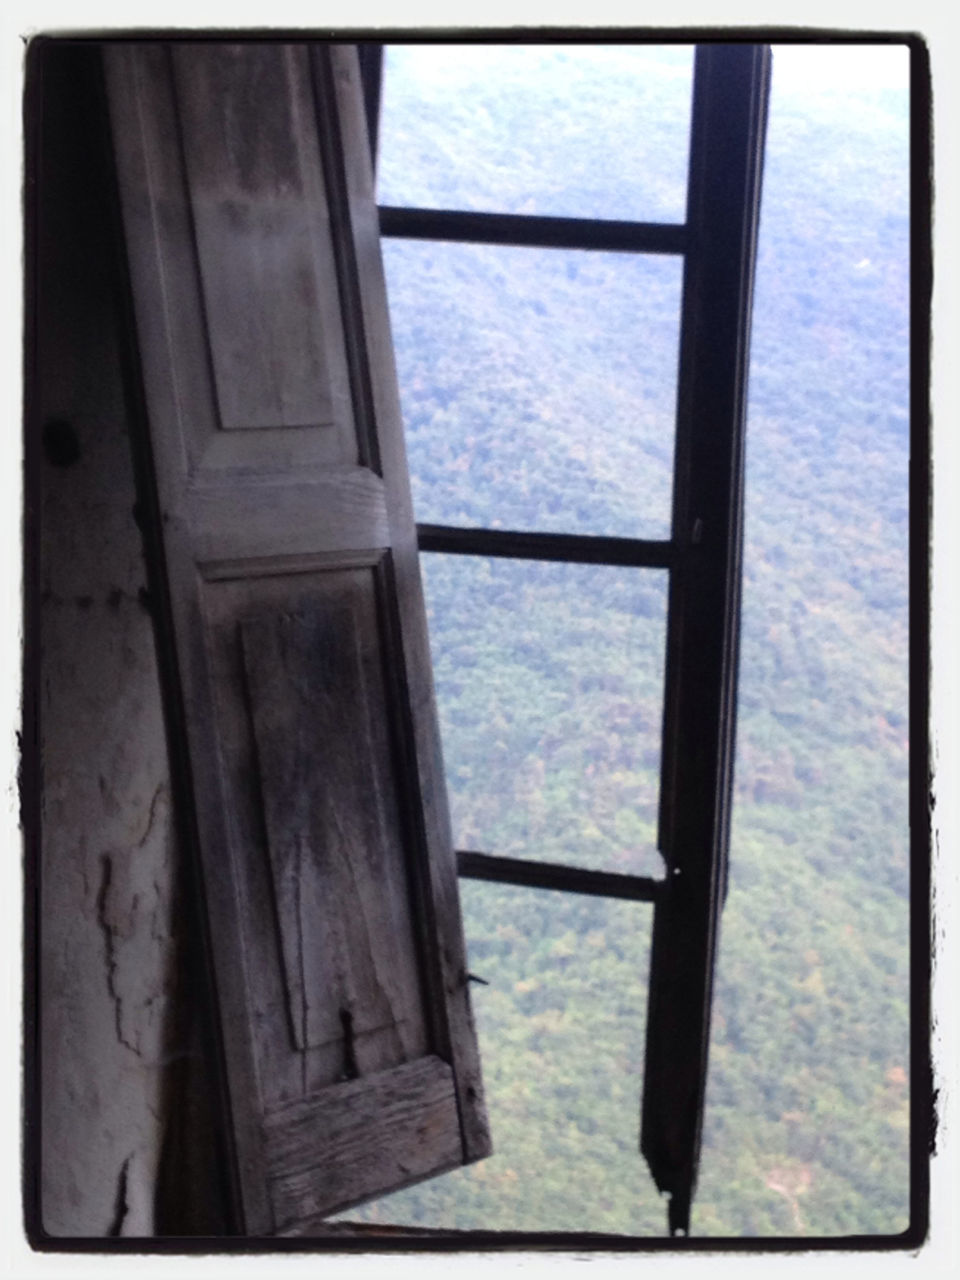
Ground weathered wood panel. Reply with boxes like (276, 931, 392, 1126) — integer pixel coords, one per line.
(172, 44, 344, 433)
(265, 1056, 461, 1229)
(188, 467, 388, 564)
(241, 600, 417, 1064)
(105, 40, 490, 1231)
(202, 565, 430, 1104)
(107, 42, 355, 482)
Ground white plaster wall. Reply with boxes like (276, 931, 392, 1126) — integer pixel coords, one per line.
(36, 49, 182, 1237)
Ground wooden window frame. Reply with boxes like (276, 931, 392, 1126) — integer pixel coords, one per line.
(361, 40, 771, 1236)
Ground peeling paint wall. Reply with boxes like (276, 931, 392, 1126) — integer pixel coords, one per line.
(34, 46, 223, 1237)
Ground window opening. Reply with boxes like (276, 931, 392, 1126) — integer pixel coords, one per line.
(375, 43, 694, 223)
(381, 240, 683, 539)
(348, 41, 771, 1238)
(349, 37, 913, 1244)
(421, 556, 669, 880)
(33, 35, 916, 1245)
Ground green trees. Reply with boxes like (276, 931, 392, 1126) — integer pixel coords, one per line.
(340, 44, 911, 1236)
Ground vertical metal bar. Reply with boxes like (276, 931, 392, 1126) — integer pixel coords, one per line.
(357, 42, 383, 174)
(643, 43, 771, 1237)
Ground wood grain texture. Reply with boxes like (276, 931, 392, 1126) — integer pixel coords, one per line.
(203, 566, 431, 1104)
(172, 44, 344, 433)
(188, 467, 388, 564)
(104, 44, 221, 478)
(265, 1056, 461, 1229)
(104, 42, 275, 1231)
(107, 42, 355, 480)
(106, 41, 491, 1230)
(240, 600, 418, 1064)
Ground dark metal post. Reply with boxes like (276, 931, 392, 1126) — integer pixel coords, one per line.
(357, 42, 383, 172)
(642, 43, 771, 1237)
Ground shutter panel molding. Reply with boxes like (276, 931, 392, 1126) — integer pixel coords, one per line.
(103, 40, 490, 1235)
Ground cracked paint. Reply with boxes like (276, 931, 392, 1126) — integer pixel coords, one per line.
(37, 51, 187, 1236)
(94, 784, 176, 1059)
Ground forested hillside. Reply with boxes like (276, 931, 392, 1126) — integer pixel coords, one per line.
(338, 43, 911, 1236)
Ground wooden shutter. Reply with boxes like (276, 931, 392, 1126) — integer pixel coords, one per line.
(102, 40, 490, 1235)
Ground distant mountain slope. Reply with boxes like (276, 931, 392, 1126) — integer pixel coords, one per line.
(340, 43, 911, 1236)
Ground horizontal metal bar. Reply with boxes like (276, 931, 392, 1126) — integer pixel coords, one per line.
(379, 205, 687, 255)
(417, 523, 675, 569)
(457, 850, 664, 903)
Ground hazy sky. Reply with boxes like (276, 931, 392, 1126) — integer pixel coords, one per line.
(385, 41, 911, 92)
(771, 43, 910, 92)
